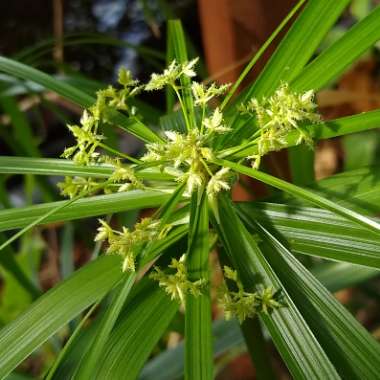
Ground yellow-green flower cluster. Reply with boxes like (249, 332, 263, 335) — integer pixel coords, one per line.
(57, 157, 143, 199)
(142, 109, 231, 196)
(191, 82, 230, 106)
(219, 266, 284, 323)
(95, 217, 161, 272)
(241, 83, 320, 168)
(150, 255, 206, 306)
(58, 66, 145, 199)
(61, 110, 104, 166)
(145, 58, 198, 91)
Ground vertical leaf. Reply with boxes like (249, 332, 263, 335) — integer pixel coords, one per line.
(254, 222, 380, 378)
(167, 20, 196, 130)
(185, 191, 212, 380)
(214, 195, 339, 379)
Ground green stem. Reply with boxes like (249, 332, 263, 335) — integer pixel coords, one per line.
(200, 158, 213, 177)
(98, 143, 141, 164)
(172, 84, 191, 132)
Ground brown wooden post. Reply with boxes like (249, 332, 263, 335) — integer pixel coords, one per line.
(198, 0, 297, 199)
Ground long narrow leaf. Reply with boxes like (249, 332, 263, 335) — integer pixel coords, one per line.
(254, 223, 380, 378)
(185, 192, 212, 380)
(219, 159, 380, 235)
(0, 255, 123, 378)
(292, 5, 380, 91)
(244, 0, 350, 99)
(0, 156, 174, 181)
(0, 56, 161, 143)
(237, 202, 380, 268)
(167, 20, 196, 130)
(214, 196, 339, 379)
(74, 273, 136, 380)
(93, 279, 178, 379)
(221, 109, 380, 159)
(0, 190, 170, 232)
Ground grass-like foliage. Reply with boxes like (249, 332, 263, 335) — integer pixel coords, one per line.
(1, 1, 380, 379)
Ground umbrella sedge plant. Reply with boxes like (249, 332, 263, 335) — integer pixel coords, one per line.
(1, 0, 380, 379)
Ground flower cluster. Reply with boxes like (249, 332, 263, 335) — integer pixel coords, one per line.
(58, 66, 145, 199)
(61, 110, 104, 166)
(57, 59, 318, 320)
(241, 83, 320, 168)
(145, 58, 198, 91)
(95, 217, 162, 272)
(142, 107, 232, 197)
(150, 255, 206, 306)
(219, 266, 284, 323)
(191, 82, 230, 106)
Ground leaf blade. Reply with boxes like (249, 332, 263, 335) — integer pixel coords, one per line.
(0, 255, 123, 379)
(185, 192, 212, 380)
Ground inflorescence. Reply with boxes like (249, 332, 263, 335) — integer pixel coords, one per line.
(219, 266, 285, 322)
(59, 58, 319, 321)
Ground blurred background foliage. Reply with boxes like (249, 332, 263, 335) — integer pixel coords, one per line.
(0, 0, 380, 378)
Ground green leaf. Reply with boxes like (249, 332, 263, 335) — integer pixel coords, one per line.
(292, 5, 380, 91)
(45, 303, 99, 380)
(0, 156, 174, 181)
(93, 278, 178, 380)
(273, 165, 380, 215)
(0, 255, 123, 379)
(343, 130, 380, 171)
(214, 196, 339, 379)
(240, 317, 276, 380)
(237, 202, 380, 268)
(140, 319, 244, 380)
(221, 109, 380, 159)
(310, 165, 380, 214)
(244, 0, 350, 99)
(167, 20, 196, 130)
(254, 223, 380, 378)
(74, 273, 136, 379)
(311, 262, 378, 293)
(0, 233, 40, 299)
(219, 159, 380, 235)
(0, 56, 161, 143)
(288, 145, 315, 185)
(0, 190, 170, 232)
(185, 192, 212, 380)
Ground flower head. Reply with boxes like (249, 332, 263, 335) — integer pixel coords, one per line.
(218, 266, 284, 323)
(150, 255, 206, 306)
(145, 58, 198, 91)
(206, 168, 231, 200)
(203, 108, 231, 135)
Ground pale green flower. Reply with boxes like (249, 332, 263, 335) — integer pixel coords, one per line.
(145, 58, 199, 91)
(191, 82, 229, 106)
(218, 266, 284, 323)
(206, 167, 231, 199)
(150, 254, 206, 306)
(202, 107, 231, 134)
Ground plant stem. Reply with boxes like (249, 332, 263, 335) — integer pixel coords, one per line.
(98, 143, 141, 164)
(172, 84, 191, 132)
